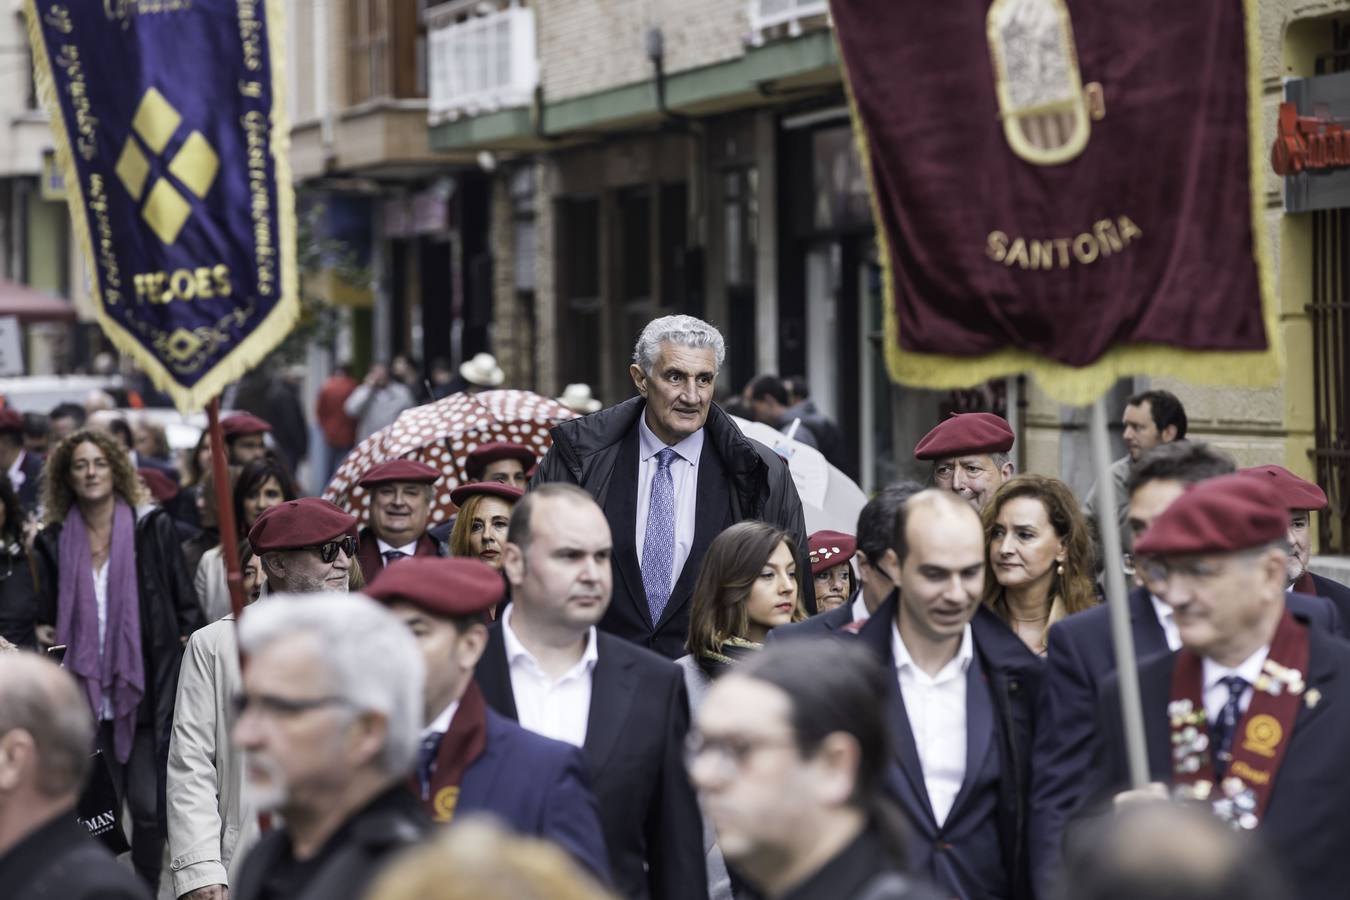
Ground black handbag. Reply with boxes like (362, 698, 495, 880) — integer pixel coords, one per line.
(76, 749, 130, 855)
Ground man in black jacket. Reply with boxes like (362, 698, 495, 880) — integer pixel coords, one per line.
(0, 409, 44, 515)
(231, 594, 430, 900)
(476, 483, 707, 900)
(532, 314, 808, 659)
(0, 654, 149, 900)
(853, 489, 1040, 900)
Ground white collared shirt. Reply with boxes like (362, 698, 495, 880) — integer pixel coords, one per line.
(423, 700, 460, 739)
(892, 622, 974, 827)
(1201, 645, 1269, 722)
(376, 537, 418, 560)
(501, 606, 598, 748)
(6, 450, 25, 492)
(851, 593, 869, 623)
(635, 414, 703, 591)
(1150, 594, 1182, 652)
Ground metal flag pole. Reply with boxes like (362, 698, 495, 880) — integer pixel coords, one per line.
(207, 398, 247, 622)
(1089, 395, 1150, 788)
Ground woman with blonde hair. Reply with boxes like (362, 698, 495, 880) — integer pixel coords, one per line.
(448, 481, 523, 572)
(365, 818, 616, 900)
(982, 473, 1096, 655)
(32, 428, 202, 889)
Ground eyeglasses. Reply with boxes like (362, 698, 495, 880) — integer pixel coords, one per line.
(1140, 559, 1226, 585)
(298, 536, 357, 564)
(231, 691, 358, 720)
(684, 730, 798, 777)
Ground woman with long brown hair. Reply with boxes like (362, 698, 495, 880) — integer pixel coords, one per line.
(982, 473, 1096, 655)
(676, 519, 807, 900)
(32, 429, 202, 889)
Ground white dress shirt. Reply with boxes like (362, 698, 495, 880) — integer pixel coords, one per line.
(423, 700, 460, 739)
(851, 593, 869, 623)
(892, 622, 974, 827)
(1201, 645, 1269, 722)
(1150, 594, 1182, 652)
(634, 414, 703, 590)
(376, 537, 418, 560)
(6, 450, 25, 492)
(501, 606, 599, 748)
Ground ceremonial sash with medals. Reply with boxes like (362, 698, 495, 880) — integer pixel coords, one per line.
(1168, 610, 1309, 829)
(409, 680, 489, 824)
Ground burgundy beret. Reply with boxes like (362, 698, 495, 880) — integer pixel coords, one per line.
(1133, 474, 1288, 556)
(450, 481, 524, 509)
(248, 497, 357, 552)
(357, 459, 440, 488)
(465, 442, 535, 480)
(0, 409, 22, 434)
(808, 530, 857, 576)
(137, 467, 180, 503)
(221, 413, 272, 438)
(364, 556, 504, 619)
(914, 413, 1014, 461)
(1238, 465, 1328, 512)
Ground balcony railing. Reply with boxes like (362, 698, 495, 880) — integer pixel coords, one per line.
(427, 1, 537, 124)
(749, 0, 829, 37)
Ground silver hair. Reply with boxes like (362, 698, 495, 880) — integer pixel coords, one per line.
(632, 315, 726, 375)
(237, 593, 425, 779)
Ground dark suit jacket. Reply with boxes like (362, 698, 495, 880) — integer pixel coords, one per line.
(460, 704, 612, 883)
(0, 810, 149, 900)
(854, 594, 1041, 900)
(1309, 572, 1350, 629)
(355, 528, 444, 583)
(533, 398, 809, 659)
(1085, 623, 1350, 900)
(1030, 587, 1342, 896)
(476, 624, 708, 900)
(13, 450, 42, 514)
(767, 591, 859, 642)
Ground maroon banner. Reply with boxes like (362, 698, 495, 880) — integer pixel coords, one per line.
(832, 0, 1278, 401)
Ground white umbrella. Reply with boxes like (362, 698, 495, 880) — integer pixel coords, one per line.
(730, 415, 868, 535)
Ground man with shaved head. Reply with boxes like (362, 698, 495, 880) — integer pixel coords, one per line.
(852, 489, 1041, 899)
(0, 654, 149, 899)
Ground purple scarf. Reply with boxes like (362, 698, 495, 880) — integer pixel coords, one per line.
(55, 501, 142, 763)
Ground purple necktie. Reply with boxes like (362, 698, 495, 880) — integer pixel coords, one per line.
(641, 448, 678, 626)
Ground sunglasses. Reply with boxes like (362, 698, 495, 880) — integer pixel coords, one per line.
(298, 536, 357, 564)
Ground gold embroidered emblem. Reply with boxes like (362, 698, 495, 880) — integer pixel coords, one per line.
(1241, 714, 1282, 759)
(986, 0, 1104, 166)
(432, 786, 460, 824)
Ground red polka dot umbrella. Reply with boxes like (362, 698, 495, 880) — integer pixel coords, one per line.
(323, 389, 578, 526)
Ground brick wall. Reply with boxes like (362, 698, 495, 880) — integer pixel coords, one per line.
(538, 0, 749, 102)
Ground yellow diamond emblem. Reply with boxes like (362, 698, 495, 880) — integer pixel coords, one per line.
(114, 139, 150, 200)
(142, 179, 191, 245)
(131, 88, 181, 154)
(165, 328, 203, 362)
(168, 131, 219, 199)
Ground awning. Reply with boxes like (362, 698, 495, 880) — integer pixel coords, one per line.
(0, 279, 77, 323)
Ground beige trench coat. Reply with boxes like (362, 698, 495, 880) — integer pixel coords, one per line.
(166, 616, 260, 896)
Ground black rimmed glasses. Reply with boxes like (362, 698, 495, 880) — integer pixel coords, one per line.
(683, 730, 798, 777)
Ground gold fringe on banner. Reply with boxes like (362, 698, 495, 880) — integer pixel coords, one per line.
(830, 0, 1282, 407)
(23, 0, 300, 414)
